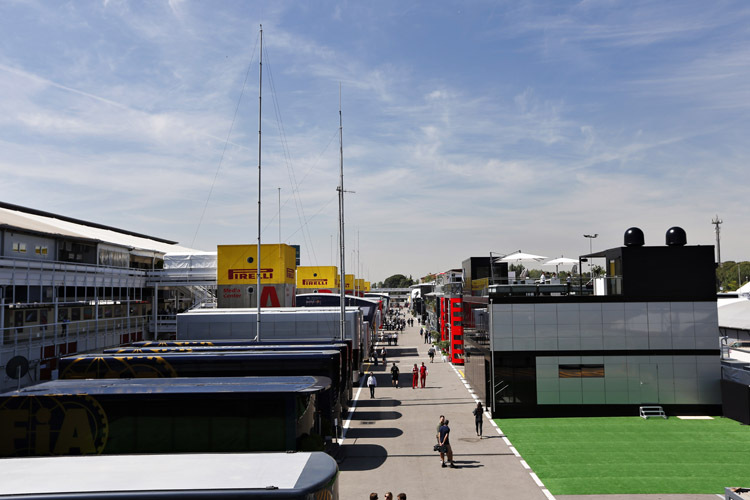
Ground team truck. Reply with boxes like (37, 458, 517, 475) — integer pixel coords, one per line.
(0, 376, 330, 457)
(176, 307, 369, 381)
(105, 342, 353, 403)
(57, 351, 343, 440)
(0, 452, 339, 499)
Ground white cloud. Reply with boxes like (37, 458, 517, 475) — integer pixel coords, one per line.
(0, 1, 748, 281)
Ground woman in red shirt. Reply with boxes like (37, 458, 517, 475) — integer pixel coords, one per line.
(412, 363, 418, 389)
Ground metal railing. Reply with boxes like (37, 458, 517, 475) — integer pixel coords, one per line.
(0, 256, 148, 290)
(1, 316, 149, 350)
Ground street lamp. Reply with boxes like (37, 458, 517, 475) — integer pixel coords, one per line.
(583, 234, 598, 277)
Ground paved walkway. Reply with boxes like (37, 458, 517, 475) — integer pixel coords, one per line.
(337, 316, 722, 500)
(338, 317, 550, 499)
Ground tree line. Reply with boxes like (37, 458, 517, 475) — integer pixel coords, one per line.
(375, 261, 749, 292)
(717, 261, 750, 292)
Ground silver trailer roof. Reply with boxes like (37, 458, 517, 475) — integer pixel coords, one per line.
(0, 452, 337, 498)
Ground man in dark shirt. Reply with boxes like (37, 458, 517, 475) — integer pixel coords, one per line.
(390, 362, 400, 388)
(439, 419, 455, 468)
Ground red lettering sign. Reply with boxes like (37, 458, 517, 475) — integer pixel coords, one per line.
(302, 279, 329, 286)
(260, 287, 281, 307)
(228, 268, 274, 280)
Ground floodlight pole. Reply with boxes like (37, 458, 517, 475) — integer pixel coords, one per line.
(583, 234, 598, 278)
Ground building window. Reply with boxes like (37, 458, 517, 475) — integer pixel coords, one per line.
(559, 364, 605, 378)
(35, 246, 48, 255)
(12, 242, 27, 253)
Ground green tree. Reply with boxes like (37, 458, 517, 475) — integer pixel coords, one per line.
(716, 261, 750, 291)
(382, 274, 415, 288)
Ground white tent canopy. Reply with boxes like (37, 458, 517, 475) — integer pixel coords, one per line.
(544, 257, 578, 266)
(164, 252, 217, 270)
(499, 251, 547, 263)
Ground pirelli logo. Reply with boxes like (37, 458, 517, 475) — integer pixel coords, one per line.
(302, 279, 329, 286)
(228, 268, 273, 280)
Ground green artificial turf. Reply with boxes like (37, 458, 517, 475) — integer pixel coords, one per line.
(495, 416, 750, 495)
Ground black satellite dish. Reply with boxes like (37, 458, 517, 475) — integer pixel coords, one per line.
(6, 355, 29, 379)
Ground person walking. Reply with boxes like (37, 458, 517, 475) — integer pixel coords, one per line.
(436, 414, 445, 458)
(397, 494, 406, 500)
(439, 418, 455, 468)
(419, 362, 428, 388)
(473, 402, 484, 438)
(428, 345, 435, 363)
(373, 348, 378, 367)
(411, 363, 418, 389)
(367, 372, 377, 399)
(390, 362, 400, 388)
(381, 347, 387, 365)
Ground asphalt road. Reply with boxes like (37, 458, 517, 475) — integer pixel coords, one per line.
(337, 316, 550, 500)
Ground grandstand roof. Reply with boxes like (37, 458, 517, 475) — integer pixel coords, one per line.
(0, 201, 196, 254)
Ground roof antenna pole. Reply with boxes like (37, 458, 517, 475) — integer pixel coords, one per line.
(256, 24, 263, 342)
(712, 215, 722, 265)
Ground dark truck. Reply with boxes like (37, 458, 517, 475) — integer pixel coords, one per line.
(110, 341, 353, 404)
(0, 376, 330, 457)
(58, 350, 343, 439)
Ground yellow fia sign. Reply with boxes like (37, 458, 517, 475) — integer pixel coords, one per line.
(344, 274, 354, 290)
(217, 244, 296, 285)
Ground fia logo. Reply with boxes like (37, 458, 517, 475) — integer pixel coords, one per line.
(0, 395, 108, 456)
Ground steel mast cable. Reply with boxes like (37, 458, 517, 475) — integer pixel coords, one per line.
(191, 33, 260, 248)
(263, 44, 318, 265)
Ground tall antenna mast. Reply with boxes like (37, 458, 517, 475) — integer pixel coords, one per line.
(357, 229, 361, 296)
(338, 84, 346, 341)
(256, 25, 263, 341)
(712, 215, 723, 265)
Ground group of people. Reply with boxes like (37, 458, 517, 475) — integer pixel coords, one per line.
(371, 361, 429, 393)
(436, 402, 485, 469)
(371, 344, 398, 366)
(362, 314, 488, 496)
(412, 362, 427, 388)
(370, 493, 406, 500)
(418, 327, 432, 344)
(383, 332, 398, 345)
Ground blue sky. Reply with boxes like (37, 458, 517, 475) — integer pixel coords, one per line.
(1, 0, 748, 282)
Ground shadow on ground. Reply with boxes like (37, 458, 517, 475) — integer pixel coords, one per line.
(376, 347, 420, 358)
(353, 399, 402, 408)
(348, 410, 402, 420)
(451, 459, 483, 469)
(345, 427, 404, 439)
(338, 444, 388, 471)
